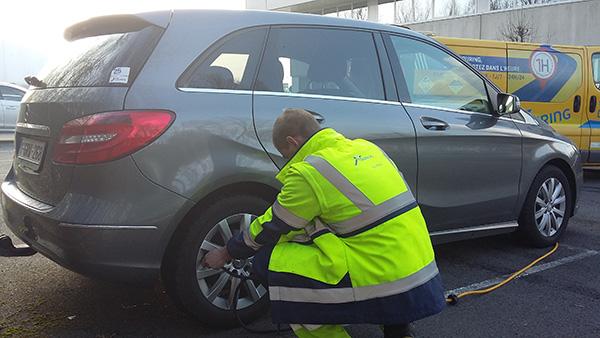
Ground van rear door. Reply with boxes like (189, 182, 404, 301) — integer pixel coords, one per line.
(507, 43, 586, 149)
(584, 47, 600, 164)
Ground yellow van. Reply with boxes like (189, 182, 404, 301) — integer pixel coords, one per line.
(436, 37, 600, 166)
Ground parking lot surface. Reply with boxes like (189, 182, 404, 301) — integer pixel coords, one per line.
(1, 140, 599, 337)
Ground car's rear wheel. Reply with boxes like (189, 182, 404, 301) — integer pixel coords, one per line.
(163, 195, 270, 327)
(518, 165, 571, 247)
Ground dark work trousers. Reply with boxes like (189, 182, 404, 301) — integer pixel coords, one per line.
(250, 245, 413, 338)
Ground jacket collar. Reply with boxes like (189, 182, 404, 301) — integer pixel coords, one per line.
(276, 128, 341, 183)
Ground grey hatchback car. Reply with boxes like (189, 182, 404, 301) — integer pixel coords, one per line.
(2, 10, 582, 325)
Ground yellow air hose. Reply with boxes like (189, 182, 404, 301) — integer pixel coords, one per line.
(446, 242, 559, 305)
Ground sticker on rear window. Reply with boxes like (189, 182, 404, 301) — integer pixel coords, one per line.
(109, 67, 130, 84)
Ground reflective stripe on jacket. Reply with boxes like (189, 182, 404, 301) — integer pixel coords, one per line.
(227, 128, 445, 324)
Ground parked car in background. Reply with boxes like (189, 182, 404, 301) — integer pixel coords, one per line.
(1, 10, 582, 327)
(0, 82, 26, 131)
(437, 37, 600, 167)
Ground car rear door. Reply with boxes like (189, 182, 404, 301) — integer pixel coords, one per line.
(383, 33, 522, 232)
(252, 26, 418, 189)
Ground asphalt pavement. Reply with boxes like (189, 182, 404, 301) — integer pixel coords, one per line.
(1, 140, 599, 337)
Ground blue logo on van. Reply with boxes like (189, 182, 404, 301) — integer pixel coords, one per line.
(461, 46, 576, 103)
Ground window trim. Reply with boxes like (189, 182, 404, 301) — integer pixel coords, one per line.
(382, 32, 497, 115)
(592, 52, 600, 92)
(0, 86, 25, 102)
(177, 23, 391, 103)
(252, 25, 388, 102)
(373, 32, 398, 102)
(175, 25, 270, 92)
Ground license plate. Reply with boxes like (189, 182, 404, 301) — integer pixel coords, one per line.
(18, 138, 46, 168)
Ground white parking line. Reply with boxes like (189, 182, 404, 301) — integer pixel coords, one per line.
(445, 246, 599, 296)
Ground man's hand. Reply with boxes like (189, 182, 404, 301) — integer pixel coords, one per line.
(202, 247, 232, 269)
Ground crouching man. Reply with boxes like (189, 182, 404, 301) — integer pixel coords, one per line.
(204, 108, 445, 337)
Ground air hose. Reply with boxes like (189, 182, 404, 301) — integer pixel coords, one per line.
(446, 242, 559, 305)
(222, 267, 292, 335)
(224, 242, 559, 333)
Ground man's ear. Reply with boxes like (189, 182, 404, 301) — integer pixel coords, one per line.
(286, 136, 299, 148)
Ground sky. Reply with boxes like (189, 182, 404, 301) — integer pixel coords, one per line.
(0, 0, 245, 85)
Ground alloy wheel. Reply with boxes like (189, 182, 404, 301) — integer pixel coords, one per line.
(194, 213, 267, 310)
(534, 178, 567, 237)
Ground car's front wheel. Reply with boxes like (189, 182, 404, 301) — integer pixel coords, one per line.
(519, 165, 572, 247)
(163, 195, 270, 327)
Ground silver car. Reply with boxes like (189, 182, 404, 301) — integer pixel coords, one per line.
(1, 10, 582, 326)
(0, 82, 26, 130)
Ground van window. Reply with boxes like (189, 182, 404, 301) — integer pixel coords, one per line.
(388, 35, 492, 114)
(593, 54, 600, 90)
(178, 28, 267, 91)
(255, 27, 385, 101)
(0, 86, 25, 102)
(38, 25, 164, 88)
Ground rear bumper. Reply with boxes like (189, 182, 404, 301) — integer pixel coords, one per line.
(1, 177, 186, 284)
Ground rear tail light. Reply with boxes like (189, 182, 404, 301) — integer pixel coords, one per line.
(53, 110, 175, 164)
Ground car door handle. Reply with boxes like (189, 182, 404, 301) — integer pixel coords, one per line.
(306, 110, 325, 124)
(421, 117, 449, 131)
(590, 96, 597, 113)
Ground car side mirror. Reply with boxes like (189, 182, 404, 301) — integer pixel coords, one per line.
(497, 93, 521, 116)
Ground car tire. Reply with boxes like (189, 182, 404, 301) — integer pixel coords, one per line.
(163, 194, 271, 327)
(518, 165, 572, 248)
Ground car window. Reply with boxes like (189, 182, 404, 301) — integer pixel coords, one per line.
(178, 28, 267, 91)
(388, 35, 492, 114)
(593, 53, 600, 90)
(0, 86, 24, 102)
(255, 27, 385, 101)
(38, 25, 164, 88)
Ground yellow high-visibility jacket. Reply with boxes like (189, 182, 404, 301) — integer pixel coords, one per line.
(227, 128, 445, 324)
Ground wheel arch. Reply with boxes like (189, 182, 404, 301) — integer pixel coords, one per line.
(543, 158, 577, 217)
(526, 158, 577, 218)
(160, 181, 278, 274)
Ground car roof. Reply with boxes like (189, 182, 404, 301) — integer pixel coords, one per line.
(0, 82, 26, 92)
(169, 9, 433, 42)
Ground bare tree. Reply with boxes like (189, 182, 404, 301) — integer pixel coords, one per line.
(499, 10, 537, 42)
(519, 0, 552, 5)
(340, 7, 368, 20)
(414, 2, 432, 21)
(490, 0, 511, 10)
(492, 0, 554, 10)
(395, 7, 413, 23)
(446, 0, 461, 16)
(351, 7, 368, 20)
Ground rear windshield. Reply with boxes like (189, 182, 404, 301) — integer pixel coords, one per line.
(38, 25, 164, 88)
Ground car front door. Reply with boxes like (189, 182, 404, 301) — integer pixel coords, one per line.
(384, 34, 523, 232)
(252, 26, 418, 189)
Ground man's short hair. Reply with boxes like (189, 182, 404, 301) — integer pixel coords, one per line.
(272, 108, 321, 151)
